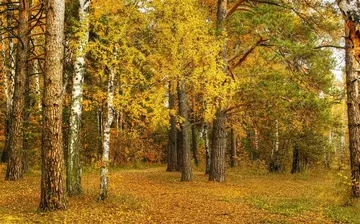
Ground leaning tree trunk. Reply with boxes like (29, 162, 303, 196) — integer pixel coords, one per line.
(191, 123, 198, 166)
(338, 0, 360, 197)
(178, 80, 192, 181)
(66, 0, 91, 196)
(39, 0, 66, 211)
(99, 63, 115, 201)
(6, 0, 30, 180)
(166, 81, 178, 172)
(209, 0, 228, 182)
(1, 0, 16, 164)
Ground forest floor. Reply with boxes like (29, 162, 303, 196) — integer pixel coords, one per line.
(0, 163, 360, 223)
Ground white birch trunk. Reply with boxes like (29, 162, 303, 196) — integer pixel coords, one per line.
(99, 52, 116, 200)
(66, 0, 91, 195)
(33, 59, 42, 111)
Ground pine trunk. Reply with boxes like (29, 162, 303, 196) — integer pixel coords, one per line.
(6, 0, 30, 180)
(66, 0, 91, 196)
(99, 64, 115, 200)
(39, 0, 66, 211)
(178, 80, 192, 181)
(166, 81, 177, 172)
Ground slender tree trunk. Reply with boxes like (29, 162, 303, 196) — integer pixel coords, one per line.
(291, 143, 300, 174)
(66, 0, 91, 196)
(22, 62, 31, 174)
(99, 63, 115, 200)
(203, 122, 211, 174)
(191, 96, 198, 166)
(230, 128, 236, 168)
(209, 110, 226, 182)
(2, 0, 16, 164)
(176, 128, 183, 172)
(39, 0, 66, 211)
(166, 81, 177, 172)
(6, 0, 30, 180)
(191, 124, 198, 166)
(178, 80, 192, 181)
(270, 120, 280, 172)
(97, 108, 103, 160)
(1, 29, 8, 164)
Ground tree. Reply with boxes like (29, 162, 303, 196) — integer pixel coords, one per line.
(1, 0, 16, 164)
(209, 0, 228, 182)
(67, 0, 91, 196)
(178, 80, 192, 181)
(39, 0, 66, 211)
(6, 0, 30, 180)
(337, 0, 360, 197)
(166, 81, 178, 172)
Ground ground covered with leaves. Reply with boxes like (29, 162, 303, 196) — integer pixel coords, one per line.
(0, 164, 360, 223)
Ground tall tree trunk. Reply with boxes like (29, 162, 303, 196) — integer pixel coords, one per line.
(230, 128, 236, 168)
(2, 0, 16, 164)
(209, 0, 227, 182)
(291, 142, 300, 174)
(203, 122, 211, 174)
(178, 80, 192, 181)
(39, 0, 66, 211)
(99, 63, 115, 200)
(22, 62, 31, 174)
(66, 0, 91, 196)
(166, 81, 177, 172)
(338, 0, 360, 198)
(6, 0, 30, 180)
(209, 110, 226, 182)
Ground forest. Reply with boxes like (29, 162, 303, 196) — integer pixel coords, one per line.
(1, 0, 360, 223)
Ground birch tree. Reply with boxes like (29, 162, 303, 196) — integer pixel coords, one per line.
(99, 56, 115, 201)
(67, 0, 91, 196)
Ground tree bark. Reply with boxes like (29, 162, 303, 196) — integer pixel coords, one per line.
(2, 0, 16, 164)
(230, 128, 236, 168)
(209, 110, 226, 182)
(178, 80, 192, 181)
(6, 0, 30, 180)
(99, 63, 115, 200)
(291, 143, 300, 174)
(209, 0, 228, 182)
(39, 0, 66, 211)
(337, 0, 360, 196)
(66, 0, 91, 196)
(166, 81, 178, 172)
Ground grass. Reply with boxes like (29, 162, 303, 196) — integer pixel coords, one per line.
(0, 163, 359, 223)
